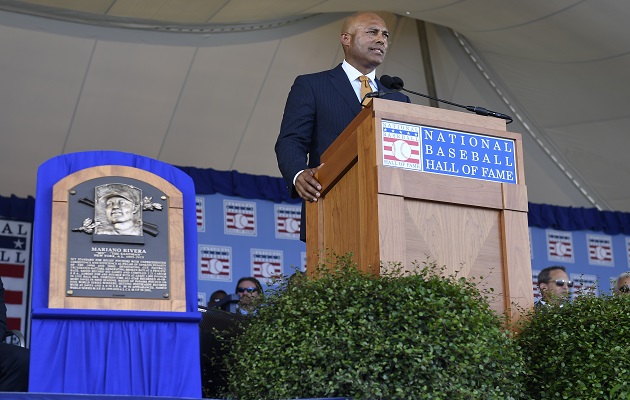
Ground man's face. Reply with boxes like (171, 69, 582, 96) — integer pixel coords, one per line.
(341, 13, 389, 74)
(539, 269, 572, 304)
(236, 280, 260, 304)
(106, 196, 135, 224)
(616, 276, 630, 296)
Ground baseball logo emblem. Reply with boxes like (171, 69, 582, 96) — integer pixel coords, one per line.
(209, 258, 224, 274)
(555, 241, 567, 256)
(233, 213, 248, 229)
(261, 262, 276, 277)
(284, 218, 299, 233)
(392, 140, 412, 161)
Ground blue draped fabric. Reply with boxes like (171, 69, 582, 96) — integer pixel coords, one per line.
(527, 203, 630, 235)
(4, 165, 630, 235)
(30, 151, 201, 397)
(176, 166, 300, 204)
(0, 194, 35, 221)
(30, 319, 200, 395)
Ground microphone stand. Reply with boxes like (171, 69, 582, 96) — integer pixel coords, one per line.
(381, 75, 513, 124)
(400, 86, 513, 124)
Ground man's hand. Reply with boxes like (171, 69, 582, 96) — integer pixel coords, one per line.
(295, 164, 324, 202)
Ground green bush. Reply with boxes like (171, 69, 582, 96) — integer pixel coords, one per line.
(223, 254, 524, 399)
(516, 294, 630, 399)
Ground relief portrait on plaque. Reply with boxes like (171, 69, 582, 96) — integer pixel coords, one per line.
(72, 181, 164, 245)
(95, 184, 143, 236)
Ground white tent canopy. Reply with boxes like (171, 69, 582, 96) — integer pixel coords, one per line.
(1, 1, 628, 212)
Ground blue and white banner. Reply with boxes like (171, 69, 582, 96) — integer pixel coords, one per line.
(381, 120, 517, 184)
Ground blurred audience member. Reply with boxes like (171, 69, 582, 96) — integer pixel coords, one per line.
(0, 276, 29, 392)
(535, 266, 572, 310)
(614, 272, 630, 296)
(235, 277, 263, 315)
(207, 290, 227, 308)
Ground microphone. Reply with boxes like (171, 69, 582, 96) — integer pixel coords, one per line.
(360, 90, 396, 106)
(380, 75, 513, 124)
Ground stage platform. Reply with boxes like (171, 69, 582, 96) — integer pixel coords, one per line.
(0, 394, 206, 400)
(0, 394, 347, 400)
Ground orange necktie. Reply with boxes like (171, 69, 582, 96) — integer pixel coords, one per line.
(359, 75, 371, 103)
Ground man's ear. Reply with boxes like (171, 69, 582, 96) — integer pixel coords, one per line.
(340, 32, 351, 47)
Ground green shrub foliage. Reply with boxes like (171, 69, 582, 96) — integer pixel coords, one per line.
(224, 254, 524, 399)
(517, 294, 630, 399)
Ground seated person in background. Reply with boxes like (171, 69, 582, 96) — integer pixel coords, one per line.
(535, 265, 572, 310)
(614, 272, 630, 296)
(0, 276, 30, 392)
(235, 277, 263, 315)
(207, 290, 227, 308)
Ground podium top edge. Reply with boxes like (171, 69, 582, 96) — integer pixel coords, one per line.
(370, 98, 507, 132)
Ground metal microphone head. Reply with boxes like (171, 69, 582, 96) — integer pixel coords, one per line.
(379, 75, 397, 90)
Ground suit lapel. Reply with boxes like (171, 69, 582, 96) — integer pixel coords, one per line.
(328, 64, 362, 114)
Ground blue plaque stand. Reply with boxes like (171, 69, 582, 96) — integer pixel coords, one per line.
(30, 151, 201, 397)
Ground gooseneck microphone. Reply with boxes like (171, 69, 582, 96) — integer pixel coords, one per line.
(380, 75, 513, 124)
(360, 89, 395, 106)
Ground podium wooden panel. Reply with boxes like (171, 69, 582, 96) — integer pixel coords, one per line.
(306, 99, 533, 319)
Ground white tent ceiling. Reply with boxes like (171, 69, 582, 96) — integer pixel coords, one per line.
(1, 0, 629, 212)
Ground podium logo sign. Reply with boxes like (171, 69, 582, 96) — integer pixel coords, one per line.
(381, 120, 517, 184)
(382, 122, 421, 170)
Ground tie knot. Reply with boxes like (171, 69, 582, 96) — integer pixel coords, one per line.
(358, 75, 372, 104)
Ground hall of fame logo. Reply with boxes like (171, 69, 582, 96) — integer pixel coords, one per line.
(571, 273, 598, 298)
(197, 292, 207, 306)
(224, 200, 256, 236)
(250, 249, 283, 283)
(381, 121, 421, 170)
(532, 270, 541, 300)
(586, 234, 613, 266)
(199, 244, 232, 281)
(546, 229, 574, 263)
(274, 204, 301, 239)
(196, 196, 205, 232)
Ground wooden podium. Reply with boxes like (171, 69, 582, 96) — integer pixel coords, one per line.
(306, 99, 533, 319)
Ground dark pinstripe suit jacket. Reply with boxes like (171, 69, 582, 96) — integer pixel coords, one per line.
(275, 63, 410, 241)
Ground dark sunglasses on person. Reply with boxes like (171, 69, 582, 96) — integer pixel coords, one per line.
(549, 279, 574, 288)
(618, 285, 630, 293)
(237, 287, 258, 293)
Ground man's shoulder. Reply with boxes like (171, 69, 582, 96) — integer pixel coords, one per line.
(294, 65, 343, 82)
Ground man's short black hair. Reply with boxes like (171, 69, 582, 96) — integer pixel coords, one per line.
(538, 265, 566, 284)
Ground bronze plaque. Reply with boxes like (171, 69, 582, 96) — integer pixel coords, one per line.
(66, 176, 170, 300)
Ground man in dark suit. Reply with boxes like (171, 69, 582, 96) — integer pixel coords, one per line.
(275, 11, 410, 241)
(0, 276, 30, 392)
